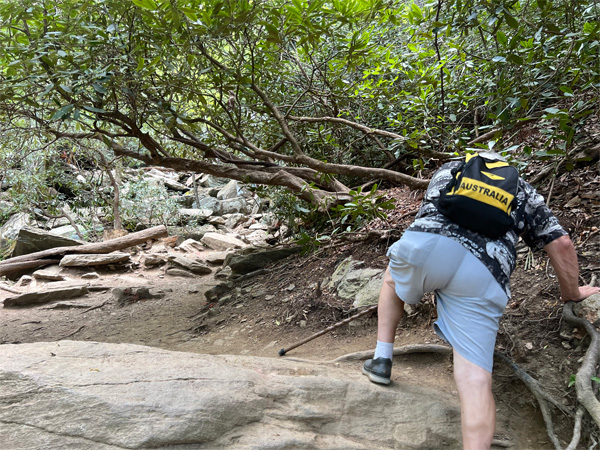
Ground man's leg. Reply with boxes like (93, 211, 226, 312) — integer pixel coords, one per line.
(377, 267, 405, 343)
(453, 350, 495, 450)
(362, 267, 405, 385)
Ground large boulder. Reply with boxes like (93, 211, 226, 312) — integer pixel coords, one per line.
(12, 226, 83, 257)
(0, 212, 30, 249)
(226, 246, 301, 275)
(216, 179, 240, 200)
(201, 232, 247, 251)
(328, 257, 385, 308)
(0, 341, 462, 450)
(220, 197, 248, 215)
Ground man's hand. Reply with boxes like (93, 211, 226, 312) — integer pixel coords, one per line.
(544, 236, 598, 302)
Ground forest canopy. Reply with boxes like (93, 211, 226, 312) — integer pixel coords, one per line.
(0, 0, 598, 207)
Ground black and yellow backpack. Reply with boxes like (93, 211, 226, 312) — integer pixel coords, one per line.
(436, 154, 519, 238)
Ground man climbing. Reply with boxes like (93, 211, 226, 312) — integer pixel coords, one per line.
(362, 153, 600, 449)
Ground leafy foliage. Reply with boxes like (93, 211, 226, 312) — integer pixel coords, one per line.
(0, 0, 597, 236)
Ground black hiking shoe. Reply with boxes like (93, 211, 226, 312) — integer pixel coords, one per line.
(362, 357, 392, 385)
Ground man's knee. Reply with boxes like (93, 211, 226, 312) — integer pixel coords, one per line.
(453, 352, 492, 392)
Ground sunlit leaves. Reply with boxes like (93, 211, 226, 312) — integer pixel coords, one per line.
(132, 0, 157, 10)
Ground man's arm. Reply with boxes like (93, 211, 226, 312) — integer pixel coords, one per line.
(544, 235, 600, 302)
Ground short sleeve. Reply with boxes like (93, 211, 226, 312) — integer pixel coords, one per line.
(518, 179, 567, 251)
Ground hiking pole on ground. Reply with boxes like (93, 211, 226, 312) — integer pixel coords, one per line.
(278, 304, 378, 356)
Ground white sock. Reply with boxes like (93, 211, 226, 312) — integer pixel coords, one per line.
(374, 340, 394, 360)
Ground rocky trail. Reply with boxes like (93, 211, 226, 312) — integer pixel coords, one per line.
(1, 163, 599, 448)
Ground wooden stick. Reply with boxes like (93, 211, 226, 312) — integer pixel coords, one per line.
(278, 305, 378, 356)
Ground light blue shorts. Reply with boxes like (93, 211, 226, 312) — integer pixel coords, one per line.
(387, 231, 508, 373)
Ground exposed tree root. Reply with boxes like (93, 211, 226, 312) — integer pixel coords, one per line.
(494, 351, 570, 450)
(563, 301, 600, 428)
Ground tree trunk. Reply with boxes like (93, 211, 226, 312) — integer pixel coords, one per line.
(0, 225, 168, 273)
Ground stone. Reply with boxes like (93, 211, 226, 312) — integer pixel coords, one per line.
(177, 238, 205, 254)
(0, 212, 31, 249)
(195, 197, 222, 215)
(249, 223, 268, 230)
(112, 287, 164, 306)
(225, 246, 301, 275)
(215, 266, 232, 280)
(178, 208, 212, 221)
(32, 269, 65, 281)
(206, 216, 226, 226)
(16, 275, 34, 287)
(216, 179, 240, 200)
(198, 173, 228, 188)
(205, 251, 229, 265)
(167, 255, 212, 275)
(224, 213, 245, 229)
(201, 232, 247, 251)
(168, 225, 218, 242)
(243, 229, 271, 245)
(49, 225, 82, 240)
(220, 197, 248, 215)
(3, 285, 89, 307)
(59, 252, 131, 267)
(327, 257, 385, 308)
(81, 272, 100, 280)
(573, 293, 600, 324)
(140, 253, 168, 268)
(0, 341, 463, 450)
(204, 282, 233, 302)
(165, 268, 196, 278)
(172, 193, 195, 208)
(11, 226, 83, 257)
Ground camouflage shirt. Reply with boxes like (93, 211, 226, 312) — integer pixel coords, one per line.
(407, 161, 567, 297)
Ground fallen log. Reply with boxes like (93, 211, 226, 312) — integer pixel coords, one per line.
(0, 225, 168, 277)
(0, 260, 59, 277)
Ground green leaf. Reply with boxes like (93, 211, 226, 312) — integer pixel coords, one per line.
(506, 54, 523, 65)
(82, 105, 107, 113)
(560, 86, 574, 97)
(496, 30, 507, 47)
(504, 12, 518, 30)
(132, 0, 157, 10)
(92, 83, 107, 95)
(492, 56, 506, 63)
(51, 104, 74, 121)
(411, 3, 423, 21)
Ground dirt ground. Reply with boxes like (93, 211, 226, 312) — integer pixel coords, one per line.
(1, 163, 599, 449)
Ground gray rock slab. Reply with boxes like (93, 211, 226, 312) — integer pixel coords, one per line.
(195, 197, 222, 215)
(165, 267, 196, 278)
(220, 197, 248, 215)
(178, 208, 212, 220)
(59, 252, 131, 267)
(177, 238, 205, 253)
(0, 341, 462, 450)
(168, 255, 212, 274)
(216, 179, 239, 200)
(49, 225, 82, 240)
(3, 285, 89, 307)
(226, 246, 301, 275)
(12, 226, 83, 257)
(32, 269, 66, 281)
(201, 232, 247, 251)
